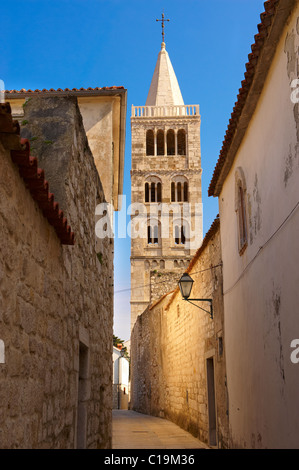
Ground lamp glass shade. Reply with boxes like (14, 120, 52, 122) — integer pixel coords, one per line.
(178, 273, 194, 299)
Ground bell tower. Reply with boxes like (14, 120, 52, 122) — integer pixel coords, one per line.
(130, 23, 203, 331)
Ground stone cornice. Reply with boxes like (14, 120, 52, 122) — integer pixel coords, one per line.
(131, 116, 200, 127)
(131, 168, 202, 176)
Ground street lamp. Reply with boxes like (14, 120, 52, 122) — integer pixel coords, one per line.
(178, 273, 213, 319)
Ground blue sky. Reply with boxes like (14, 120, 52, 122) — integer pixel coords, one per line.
(2, 0, 266, 341)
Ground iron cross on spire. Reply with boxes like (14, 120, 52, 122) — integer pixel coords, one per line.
(156, 11, 170, 43)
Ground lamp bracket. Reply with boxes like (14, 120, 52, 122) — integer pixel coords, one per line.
(183, 298, 213, 319)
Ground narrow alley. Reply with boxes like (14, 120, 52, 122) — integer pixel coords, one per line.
(112, 410, 208, 449)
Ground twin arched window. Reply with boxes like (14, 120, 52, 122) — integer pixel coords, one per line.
(173, 218, 189, 245)
(145, 176, 162, 203)
(147, 219, 160, 245)
(147, 219, 188, 246)
(146, 129, 186, 156)
(171, 176, 188, 202)
(145, 176, 189, 203)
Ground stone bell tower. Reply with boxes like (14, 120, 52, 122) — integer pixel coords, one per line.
(130, 23, 203, 331)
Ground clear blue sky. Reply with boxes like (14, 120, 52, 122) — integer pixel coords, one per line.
(2, 0, 266, 341)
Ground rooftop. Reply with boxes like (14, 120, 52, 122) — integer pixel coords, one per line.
(0, 102, 74, 245)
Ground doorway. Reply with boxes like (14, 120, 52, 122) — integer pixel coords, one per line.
(76, 341, 89, 448)
(206, 357, 217, 446)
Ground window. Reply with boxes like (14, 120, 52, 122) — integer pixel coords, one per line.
(157, 130, 164, 156)
(173, 219, 188, 245)
(145, 182, 149, 202)
(146, 130, 154, 156)
(167, 129, 175, 155)
(147, 220, 160, 245)
(177, 129, 186, 155)
(171, 176, 188, 202)
(145, 176, 162, 203)
(237, 185, 247, 250)
(183, 182, 188, 202)
(76, 341, 89, 449)
(235, 168, 248, 254)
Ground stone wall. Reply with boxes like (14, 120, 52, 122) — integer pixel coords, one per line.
(150, 270, 179, 303)
(131, 217, 229, 448)
(216, 2, 299, 448)
(0, 98, 113, 448)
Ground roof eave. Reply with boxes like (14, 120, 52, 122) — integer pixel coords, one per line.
(208, 0, 297, 197)
(5, 86, 127, 100)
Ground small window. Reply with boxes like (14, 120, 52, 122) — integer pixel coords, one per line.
(177, 182, 182, 202)
(174, 220, 187, 245)
(174, 225, 180, 244)
(167, 129, 175, 155)
(177, 129, 186, 155)
(183, 182, 188, 202)
(145, 176, 162, 203)
(171, 182, 175, 202)
(235, 168, 248, 254)
(145, 182, 149, 203)
(150, 182, 155, 202)
(157, 182, 162, 202)
(148, 221, 160, 245)
(146, 130, 154, 156)
(171, 177, 188, 202)
(157, 130, 164, 156)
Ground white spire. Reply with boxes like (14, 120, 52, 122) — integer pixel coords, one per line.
(145, 42, 184, 107)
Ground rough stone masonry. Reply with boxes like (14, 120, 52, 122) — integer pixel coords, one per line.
(0, 97, 113, 448)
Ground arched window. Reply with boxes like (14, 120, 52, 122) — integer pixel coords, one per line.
(145, 176, 162, 203)
(167, 129, 175, 155)
(173, 219, 188, 245)
(157, 182, 162, 202)
(183, 182, 188, 202)
(147, 219, 160, 245)
(145, 182, 149, 202)
(171, 182, 175, 202)
(171, 176, 188, 202)
(157, 130, 164, 156)
(146, 130, 154, 156)
(235, 167, 248, 254)
(177, 129, 186, 155)
(151, 182, 155, 202)
(177, 182, 182, 202)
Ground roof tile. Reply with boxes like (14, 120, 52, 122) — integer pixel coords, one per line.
(0, 103, 74, 245)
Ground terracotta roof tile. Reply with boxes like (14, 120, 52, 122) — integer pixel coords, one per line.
(0, 103, 74, 245)
(5, 86, 125, 96)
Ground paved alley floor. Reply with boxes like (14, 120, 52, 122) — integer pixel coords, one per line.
(112, 410, 209, 449)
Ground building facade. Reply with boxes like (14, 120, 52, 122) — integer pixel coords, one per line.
(209, 0, 299, 448)
(0, 91, 126, 448)
(6, 86, 127, 211)
(130, 40, 203, 331)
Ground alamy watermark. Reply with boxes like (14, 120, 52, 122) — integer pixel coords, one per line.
(290, 78, 299, 104)
(95, 196, 203, 250)
(290, 339, 299, 364)
(0, 339, 4, 364)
